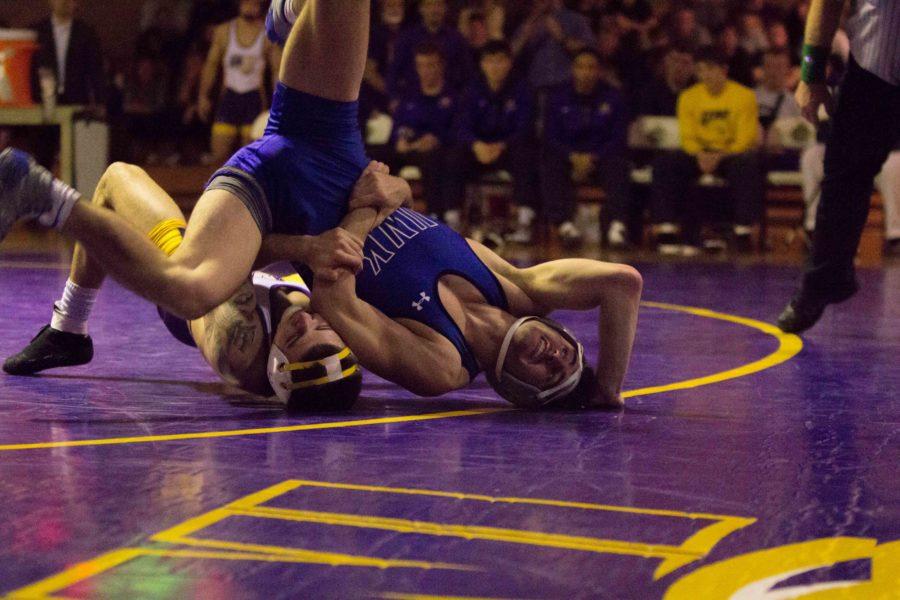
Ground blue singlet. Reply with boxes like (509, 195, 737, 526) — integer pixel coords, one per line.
(205, 82, 370, 236)
(355, 208, 509, 381)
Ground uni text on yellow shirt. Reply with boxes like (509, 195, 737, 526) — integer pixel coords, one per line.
(677, 80, 759, 155)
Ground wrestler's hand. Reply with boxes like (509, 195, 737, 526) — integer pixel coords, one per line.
(303, 228, 364, 283)
(348, 162, 413, 223)
(590, 387, 625, 410)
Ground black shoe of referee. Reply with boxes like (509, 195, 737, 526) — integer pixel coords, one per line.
(3, 325, 93, 375)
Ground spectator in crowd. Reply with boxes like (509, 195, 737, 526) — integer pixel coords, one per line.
(459, 10, 491, 61)
(651, 46, 762, 253)
(636, 44, 695, 250)
(575, 0, 609, 33)
(388, 0, 474, 97)
(390, 43, 459, 225)
(737, 10, 769, 60)
(638, 43, 695, 117)
(766, 20, 792, 55)
(362, 0, 407, 122)
(742, 0, 786, 25)
(122, 56, 170, 163)
(607, 0, 658, 51)
(596, 20, 647, 93)
(541, 49, 633, 247)
(446, 41, 538, 242)
(595, 26, 625, 88)
(714, 22, 754, 87)
(175, 23, 217, 164)
(512, 0, 595, 93)
(765, 20, 800, 87)
(755, 48, 801, 155)
(29, 0, 106, 110)
(666, 7, 711, 51)
(197, 0, 279, 164)
(692, 0, 729, 33)
(135, 1, 187, 98)
(802, 142, 900, 257)
(458, 1, 506, 41)
(139, 0, 191, 34)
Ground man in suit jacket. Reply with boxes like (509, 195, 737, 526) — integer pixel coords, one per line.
(29, 0, 106, 108)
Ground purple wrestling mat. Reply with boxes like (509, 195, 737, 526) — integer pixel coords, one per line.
(1, 255, 898, 598)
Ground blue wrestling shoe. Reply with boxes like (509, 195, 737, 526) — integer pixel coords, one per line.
(266, 0, 294, 45)
(0, 148, 55, 243)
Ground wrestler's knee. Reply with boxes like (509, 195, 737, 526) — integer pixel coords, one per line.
(94, 162, 146, 208)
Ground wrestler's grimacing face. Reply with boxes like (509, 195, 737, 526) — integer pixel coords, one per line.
(505, 321, 580, 391)
(273, 308, 345, 363)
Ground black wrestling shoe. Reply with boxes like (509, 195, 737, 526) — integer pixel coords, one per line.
(3, 325, 93, 375)
(0, 148, 55, 243)
(777, 284, 858, 334)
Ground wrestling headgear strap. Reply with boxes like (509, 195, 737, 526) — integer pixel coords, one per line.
(267, 344, 360, 403)
(492, 317, 585, 408)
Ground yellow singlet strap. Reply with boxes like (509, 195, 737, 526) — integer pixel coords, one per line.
(148, 219, 187, 257)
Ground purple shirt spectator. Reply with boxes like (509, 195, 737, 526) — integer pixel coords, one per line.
(391, 86, 458, 146)
(543, 81, 628, 159)
(388, 23, 474, 97)
(455, 78, 532, 146)
(513, 2, 595, 90)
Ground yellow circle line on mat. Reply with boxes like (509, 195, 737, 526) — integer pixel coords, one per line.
(0, 302, 802, 451)
(624, 301, 803, 399)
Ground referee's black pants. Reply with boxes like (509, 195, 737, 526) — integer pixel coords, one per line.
(803, 56, 900, 297)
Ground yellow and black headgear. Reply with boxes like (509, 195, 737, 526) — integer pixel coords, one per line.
(268, 343, 362, 411)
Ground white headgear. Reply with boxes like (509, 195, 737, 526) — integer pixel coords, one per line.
(490, 317, 585, 408)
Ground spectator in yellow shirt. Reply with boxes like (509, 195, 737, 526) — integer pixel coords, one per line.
(650, 46, 764, 254)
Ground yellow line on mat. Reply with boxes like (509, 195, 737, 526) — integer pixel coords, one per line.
(0, 302, 802, 452)
(624, 301, 802, 398)
(259, 479, 745, 522)
(0, 409, 504, 452)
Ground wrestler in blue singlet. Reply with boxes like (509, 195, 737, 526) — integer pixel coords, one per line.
(205, 83, 370, 236)
(355, 208, 509, 381)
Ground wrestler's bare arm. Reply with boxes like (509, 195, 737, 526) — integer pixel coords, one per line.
(302, 205, 468, 396)
(311, 274, 468, 397)
(471, 241, 643, 407)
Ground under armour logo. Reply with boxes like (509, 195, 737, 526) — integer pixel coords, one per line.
(412, 292, 431, 312)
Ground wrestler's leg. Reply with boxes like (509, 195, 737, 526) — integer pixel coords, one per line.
(59, 187, 260, 321)
(278, 0, 370, 102)
(70, 162, 187, 290)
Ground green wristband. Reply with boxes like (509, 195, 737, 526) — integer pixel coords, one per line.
(801, 44, 829, 84)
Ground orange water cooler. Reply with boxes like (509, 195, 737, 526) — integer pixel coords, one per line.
(0, 30, 39, 106)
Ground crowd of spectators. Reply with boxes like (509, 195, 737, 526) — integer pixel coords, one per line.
(10, 0, 900, 255)
(359, 0, 817, 251)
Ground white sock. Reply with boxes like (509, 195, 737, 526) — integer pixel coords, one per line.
(37, 179, 81, 230)
(50, 279, 98, 335)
